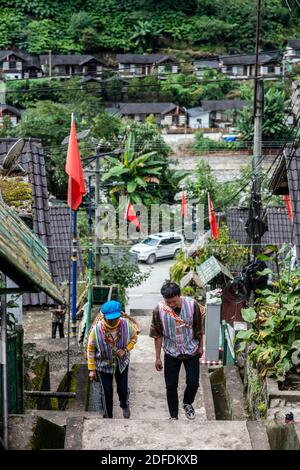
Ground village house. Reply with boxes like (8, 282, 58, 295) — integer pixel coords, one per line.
(0, 105, 22, 127)
(220, 53, 282, 78)
(193, 58, 220, 78)
(106, 102, 187, 127)
(39, 54, 105, 77)
(187, 100, 246, 130)
(0, 138, 83, 306)
(116, 54, 179, 77)
(284, 39, 300, 68)
(0, 50, 43, 80)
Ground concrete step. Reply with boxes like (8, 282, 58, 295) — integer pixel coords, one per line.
(112, 362, 205, 420)
(81, 418, 254, 450)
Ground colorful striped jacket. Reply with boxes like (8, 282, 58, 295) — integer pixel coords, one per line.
(87, 317, 138, 374)
(157, 297, 199, 358)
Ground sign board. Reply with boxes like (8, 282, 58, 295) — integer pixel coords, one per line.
(180, 270, 204, 289)
(196, 256, 233, 286)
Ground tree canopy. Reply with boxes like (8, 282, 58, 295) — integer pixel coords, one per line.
(0, 0, 299, 53)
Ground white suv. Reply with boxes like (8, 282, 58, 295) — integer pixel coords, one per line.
(130, 232, 184, 264)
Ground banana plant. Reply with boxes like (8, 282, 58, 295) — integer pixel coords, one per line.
(102, 132, 165, 206)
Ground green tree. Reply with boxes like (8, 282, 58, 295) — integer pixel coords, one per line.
(186, 160, 242, 225)
(102, 131, 166, 206)
(24, 20, 60, 53)
(68, 11, 95, 41)
(237, 84, 292, 141)
(130, 20, 162, 52)
(0, 8, 25, 49)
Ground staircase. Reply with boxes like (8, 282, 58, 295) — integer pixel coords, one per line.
(65, 310, 270, 450)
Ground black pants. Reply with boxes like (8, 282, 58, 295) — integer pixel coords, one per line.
(52, 322, 64, 338)
(164, 353, 200, 418)
(99, 365, 129, 418)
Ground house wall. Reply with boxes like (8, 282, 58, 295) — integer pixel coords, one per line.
(0, 112, 19, 127)
(189, 112, 210, 129)
(221, 64, 281, 77)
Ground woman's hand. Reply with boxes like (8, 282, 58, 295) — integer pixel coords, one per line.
(89, 370, 97, 381)
(117, 349, 126, 358)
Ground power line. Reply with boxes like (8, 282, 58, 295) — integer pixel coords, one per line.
(4, 71, 300, 96)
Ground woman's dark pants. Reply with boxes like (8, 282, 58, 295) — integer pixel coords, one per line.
(99, 365, 129, 418)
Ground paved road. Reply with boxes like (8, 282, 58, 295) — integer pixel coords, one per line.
(128, 259, 173, 311)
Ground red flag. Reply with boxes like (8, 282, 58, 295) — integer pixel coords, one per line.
(208, 193, 218, 239)
(181, 191, 187, 217)
(65, 115, 86, 211)
(126, 201, 141, 231)
(285, 195, 293, 222)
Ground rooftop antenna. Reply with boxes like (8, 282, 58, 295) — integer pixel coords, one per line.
(2, 138, 26, 176)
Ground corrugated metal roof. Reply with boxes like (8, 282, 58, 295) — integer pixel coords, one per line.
(285, 39, 300, 49)
(107, 102, 179, 115)
(201, 100, 247, 111)
(0, 197, 63, 303)
(116, 54, 178, 64)
(221, 53, 276, 66)
(39, 54, 105, 66)
(0, 138, 59, 306)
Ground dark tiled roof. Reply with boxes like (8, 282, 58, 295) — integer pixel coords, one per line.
(107, 102, 179, 115)
(226, 206, 293, 247)
(0, 105, 21, 117)
(221, 53, 276, 66)
(0, 138, 59, 306)
(116, 54, 178, 64)
(193, 59, 219, 68)
(186, 107, 204, 117)
(0, 198, 63, 303)
(24, 55, 42, 70)
(0, 50, 25, 61)
(39, 54, 105, 66)
(49, 203, 84, 285)
(285, 39, 300, 49)
(200, 100, 247, 112)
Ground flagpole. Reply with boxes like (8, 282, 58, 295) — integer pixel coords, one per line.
(71, 210, 78, 337)
(86, 176, 93, 338)
(67, 176, 72, 380)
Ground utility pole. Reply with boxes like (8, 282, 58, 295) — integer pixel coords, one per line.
(48, 50, 52, 78)
(250, 0, 265, 257)
(95, 149, 101, 285)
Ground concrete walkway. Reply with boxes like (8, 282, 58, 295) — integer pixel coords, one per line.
(79, 310, 267, 450)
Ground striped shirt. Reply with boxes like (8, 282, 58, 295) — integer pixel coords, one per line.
(149, 297, 203, 358)
(87, 317, 138, 374)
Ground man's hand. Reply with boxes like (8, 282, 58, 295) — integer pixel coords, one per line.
(198, 346, 204, 358)
(89, 370, 96, 381)
(155, 358, 163, 371)
(117, 349, 126, 358)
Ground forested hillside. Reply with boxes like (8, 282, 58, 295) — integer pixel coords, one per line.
(1, 0, 300, 55)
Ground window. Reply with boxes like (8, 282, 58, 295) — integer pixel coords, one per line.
(142, 237, 159, 246)
(268, 65, 275, 74)
(168, 237, 182, 244)
(159, 239, 171, 246)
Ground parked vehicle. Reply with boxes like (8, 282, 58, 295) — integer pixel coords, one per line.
(129, 232, 184, 264)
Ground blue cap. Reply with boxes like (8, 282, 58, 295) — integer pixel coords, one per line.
(101, 300, 122, 320)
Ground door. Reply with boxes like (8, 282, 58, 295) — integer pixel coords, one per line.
(156, 239, 171, 259)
